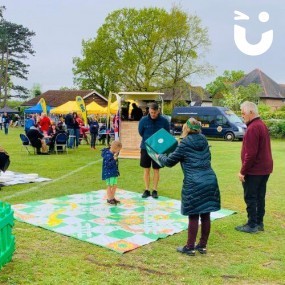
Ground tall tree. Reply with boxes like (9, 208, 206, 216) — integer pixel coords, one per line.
(206, 70, 245, 100)
(73, 6, 213, 97)
(0, 8, 35, 105)
(206, 70, 261, 109)
(221, 85, 261, 111)
(30, 83, 42, 98)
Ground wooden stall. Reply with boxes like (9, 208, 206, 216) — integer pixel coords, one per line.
(107, 92, 164, 159)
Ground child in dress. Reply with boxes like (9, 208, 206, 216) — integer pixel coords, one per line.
(101, 140, 122, 205)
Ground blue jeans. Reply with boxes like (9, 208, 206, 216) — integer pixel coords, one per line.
(4, 123, 8, 135)
(90, 133, 97, 148)
(67, 128, 75, 148)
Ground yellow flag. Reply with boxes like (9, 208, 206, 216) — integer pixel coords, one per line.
(106, 91, 112, 129)
(39, 98, 47, 114)
(76, 96, 87, 125)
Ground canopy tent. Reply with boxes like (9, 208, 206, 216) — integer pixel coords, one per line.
(24, 103, 52, 114)
(106, 99, 136, 115)
(0, 106, 19, 113)
(86, 101, 107, 115)
(50, 101, 81, 115)
(106, 101, 120, 115)
(118, 92, 164, 101)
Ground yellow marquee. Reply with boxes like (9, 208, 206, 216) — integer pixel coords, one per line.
(50, 101, 81, 115)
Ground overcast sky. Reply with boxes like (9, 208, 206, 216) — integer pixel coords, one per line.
(2, 0, 285, 93)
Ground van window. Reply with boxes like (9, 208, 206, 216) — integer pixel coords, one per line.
(216, 115, 227, 125)
(200, 115, 215, 127)
(224, 111, 243, 124)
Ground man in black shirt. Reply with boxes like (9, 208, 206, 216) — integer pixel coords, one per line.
(131, 103, 143, 121)
(26, 126, 49, 155)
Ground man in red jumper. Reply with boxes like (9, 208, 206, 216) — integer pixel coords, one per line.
(236, 101, 273, 233)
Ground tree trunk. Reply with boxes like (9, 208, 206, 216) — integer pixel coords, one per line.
(0, 52, 4, 104)
(3, 47, 8, 106)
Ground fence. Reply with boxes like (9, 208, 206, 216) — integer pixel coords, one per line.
(0, 201, 15, 270)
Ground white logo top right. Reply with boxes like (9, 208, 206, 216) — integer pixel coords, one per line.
(234, 10, 273, 56)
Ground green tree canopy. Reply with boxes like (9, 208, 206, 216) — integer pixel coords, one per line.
(206, 70, 245, 99)
(221, 84, 261, 111)
(29, 83, 42, 98)
(73, 6, 213, 97)
(206, 70, 261, 110)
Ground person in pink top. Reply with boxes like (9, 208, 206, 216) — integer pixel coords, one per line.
(39, 113, 51, 135)
(76, 114, 89, 144)
(236, 101, 273, 233)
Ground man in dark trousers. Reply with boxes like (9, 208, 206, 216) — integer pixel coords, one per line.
(64, 111, 75, 148)
(138, 102, 170, 199)
(236, 101, 273, 233)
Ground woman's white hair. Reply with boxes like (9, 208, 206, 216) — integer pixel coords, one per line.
(240, 101, 258, 115)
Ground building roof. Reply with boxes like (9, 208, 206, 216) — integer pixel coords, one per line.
(0, 106, 19, 113)
(161, 86, 212, 103)
(21, 90, 108, 107)
(190, 86, 212, 102)
(279, 84, 285, 95)
(235, 69, 285, 99)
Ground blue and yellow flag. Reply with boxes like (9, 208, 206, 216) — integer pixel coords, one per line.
(39, 98, 47, 114)
(76, 96, 87, 125)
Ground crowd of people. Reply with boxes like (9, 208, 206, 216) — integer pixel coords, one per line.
(22, 111, 110, 154)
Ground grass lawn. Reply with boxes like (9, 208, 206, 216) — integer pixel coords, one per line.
(0, 127, 284, 285)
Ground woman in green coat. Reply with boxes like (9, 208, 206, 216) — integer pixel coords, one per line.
(158, 118, 221, 256)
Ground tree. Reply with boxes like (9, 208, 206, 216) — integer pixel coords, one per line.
(30, 83, 42, 98)
(206, 70, 245, 104)
(0, 8, 35, 105)
(206, 70, 261, 110)
(73, 6, 213, 97)
(221, 85, 260, 111)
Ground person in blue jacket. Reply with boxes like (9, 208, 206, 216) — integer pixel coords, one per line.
(101, 140, 122, 205)
(2, 112, 10, 135)
(138, 102, 170, 199)
(157, 118, 221, 256)
(24, 114, 36, 134)
(89, 116, 99, 149)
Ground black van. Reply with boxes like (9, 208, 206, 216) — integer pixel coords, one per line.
(171, 106, 247, 141)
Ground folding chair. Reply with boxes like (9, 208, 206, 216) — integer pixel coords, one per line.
(54, 133, 68, 154)
(19, 134, 36, 154)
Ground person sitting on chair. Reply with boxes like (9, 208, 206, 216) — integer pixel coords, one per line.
(26, 126, 49, 155)
(47, 122, 59, 152)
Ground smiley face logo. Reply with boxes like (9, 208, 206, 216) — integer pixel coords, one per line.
(234, 10, 273, 56)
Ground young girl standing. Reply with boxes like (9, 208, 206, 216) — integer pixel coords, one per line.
(101, 140, 122, 205)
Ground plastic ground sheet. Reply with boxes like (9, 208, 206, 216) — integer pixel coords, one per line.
(0, 171, 51, 186)
(12, 189, 235, 253)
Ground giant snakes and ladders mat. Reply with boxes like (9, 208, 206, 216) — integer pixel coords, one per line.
(12, 189, 235, 253)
